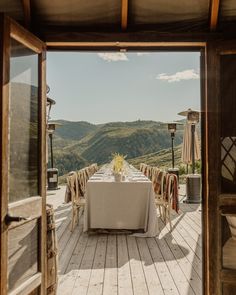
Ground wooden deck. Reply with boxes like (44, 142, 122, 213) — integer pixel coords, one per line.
(47, 186, 202, 295)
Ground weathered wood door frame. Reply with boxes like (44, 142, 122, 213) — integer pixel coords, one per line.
(46, 42, 208, 293)
(205, 40, 236, 295)
(3, 24, 235, 294)
(0, 15, 47, 295)
(45, 43, 219, 295)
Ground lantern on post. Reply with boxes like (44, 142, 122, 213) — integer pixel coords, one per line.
(167, 122, 181, 181)
(47, 122, 61, 190)
(168, 122, 177, 169)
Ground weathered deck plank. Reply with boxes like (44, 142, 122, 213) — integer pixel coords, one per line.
(117, 235, 133, 295)
(47, 186, 202, 295)
(136, 238, 164, 295)
(71, 235, 98, 295)
(127, 236, 149, 295)
(103, 235, 118, 295)
(87, 235, 107, 295)
(147, 238, 179, 295)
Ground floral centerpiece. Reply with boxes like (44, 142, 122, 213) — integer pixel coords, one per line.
(112, 153, 126, 181)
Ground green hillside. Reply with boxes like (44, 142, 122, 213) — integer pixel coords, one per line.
(53, 120, 97, 141)
(129, 145, 183, 169)
(51, 120, 186, 176)
(53, 150, 88, 176)
(80, 127, 183, 164)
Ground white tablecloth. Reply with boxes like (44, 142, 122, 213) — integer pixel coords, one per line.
(83, 164, 159, 237)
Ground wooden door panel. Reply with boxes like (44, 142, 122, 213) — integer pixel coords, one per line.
(0, 15, 46, 295)
(219, 53, 236, 295)
(8, 219, 39, 291)
(0, 14, 10, 295)
(206, 42, 236, 295)
(8, 197, 42, 230)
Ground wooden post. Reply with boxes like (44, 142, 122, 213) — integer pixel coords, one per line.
(205, 41, 221, 295)
(0, 14, 10, 295)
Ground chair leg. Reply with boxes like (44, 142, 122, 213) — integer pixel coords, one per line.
(166, 207, 172, 231)
(163, 207, 167, 224)
(159, 206, 165, 223)
(71, 207, 75, 232)
(169, 219, 172, 231)
(76, 206, 81, 226)
(71, 206, 79, 232)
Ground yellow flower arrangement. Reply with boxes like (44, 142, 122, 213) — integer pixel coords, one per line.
(112, 153, 126, 174)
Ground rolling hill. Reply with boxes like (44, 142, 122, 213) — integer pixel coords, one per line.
(51, 119, 187, 176)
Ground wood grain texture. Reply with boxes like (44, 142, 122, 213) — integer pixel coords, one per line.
(9, 273, 41, 295)
(0, 14, 10, 295)
(103, 235, 118, 295)
(206, 42, 236, 294)
(0, 15, 46, 295)
(223, 238, 236, 270)
(206, 41, 221, 295)
(210, 0, 220, 31)
(51, 190, 202, 295)
(10, 17, 43, 53)
(220, 195, 236, 207)
(8, 197, 42, 230)
(200, 47, 208, 295)
(8, 219, 39, 291)
(221, 269, 236, 282)
(39, 45, 47, 295)
(121, 0, 128, 31)
(46, 40, 206, 51)
(41, 29, 214, 49)
(21, 0, 31, 29)
(218, 47, 236, 293)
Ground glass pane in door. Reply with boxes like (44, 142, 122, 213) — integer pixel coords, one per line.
(9, 38, 39, 202)
(8, 219, 39, 291)
(220, 55, 236, 193)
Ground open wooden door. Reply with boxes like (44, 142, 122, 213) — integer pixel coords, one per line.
(205, 41, 236, 295)
(0, 15, 47, 295)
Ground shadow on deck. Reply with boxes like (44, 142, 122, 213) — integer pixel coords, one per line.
(47, 186, 202, 295)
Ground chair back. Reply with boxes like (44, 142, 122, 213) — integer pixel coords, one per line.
(78, 169, 86, 196)
(146, 166, 153, 180)
(67, 171, 79, 204)
(153, 169, 167, 198)
(165, 173, 179, 212)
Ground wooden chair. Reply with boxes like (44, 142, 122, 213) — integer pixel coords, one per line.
(78, 169, 87, 195)
(151, 167, 159, 184)
(155, 173, 178, 231)
(86, 163, 98, 178)
(90, 163, 98, 173)
(67, 171, 86, 232)
(139, 163, 146, 173)
(153, 170, 167, 218)
(147, 165, 154, 180)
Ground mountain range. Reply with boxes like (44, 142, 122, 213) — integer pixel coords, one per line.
(51, 119, 187, 177)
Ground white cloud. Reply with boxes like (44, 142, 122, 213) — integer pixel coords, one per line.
(156, 69, 199, 83)
(97, 52, 128, 62)
(136, 52, 150, 56)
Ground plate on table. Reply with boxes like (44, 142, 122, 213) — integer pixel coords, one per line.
(90, 176, 102, 180)
(132, 177, 149, 181)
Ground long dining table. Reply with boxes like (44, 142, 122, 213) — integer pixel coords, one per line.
(83, 162, 159, 237)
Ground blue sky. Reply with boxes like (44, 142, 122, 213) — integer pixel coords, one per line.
(47, 51, 200, 124)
